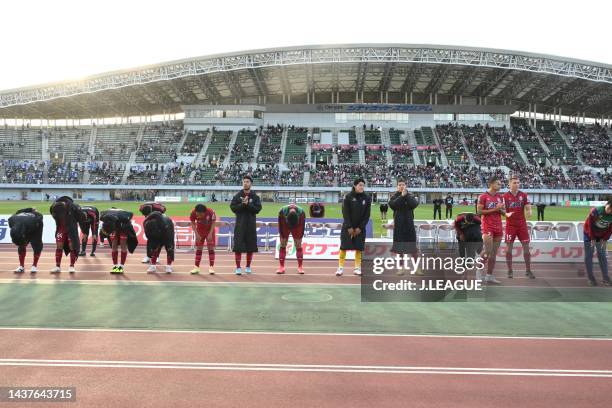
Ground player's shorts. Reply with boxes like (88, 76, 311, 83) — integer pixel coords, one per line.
(55, 226, 70, 244)
(482, 224, 503, 239)
(195, 227, 216, 246)
(109, 231, 128, 243)
(505, 224, 530, 243)
(279, 223, 305, 240)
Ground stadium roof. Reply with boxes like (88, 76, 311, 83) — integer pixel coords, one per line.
(1, 44, 611, 120)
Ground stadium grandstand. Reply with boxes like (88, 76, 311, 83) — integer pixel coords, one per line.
(0, 44, 610, 204)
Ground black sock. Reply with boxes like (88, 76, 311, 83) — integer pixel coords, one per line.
(91, 241, 97, 254)
(81, 241, 86, 253)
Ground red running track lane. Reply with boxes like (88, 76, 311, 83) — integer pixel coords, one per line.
(0, 329, 611, 407)
(0, 248, 592, 286)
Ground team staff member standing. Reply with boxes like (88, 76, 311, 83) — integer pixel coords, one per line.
(230, 175, 262, 275)
(582, 200, 612, 286)
(445, 194, 454, 219)
(388, 179, 422, 276)
(536, 202, 546, 221)
(432, 197, 443, 220)
(337, 178, 371, 276)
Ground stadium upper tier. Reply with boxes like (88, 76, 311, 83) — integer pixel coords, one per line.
(0, 120, 610, 189)
(0, 44, 611, 120)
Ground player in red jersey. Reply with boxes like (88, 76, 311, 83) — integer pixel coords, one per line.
(189, 204, 217, 275)
(503, 176, 534, 279)
(477, 176, 506, 284)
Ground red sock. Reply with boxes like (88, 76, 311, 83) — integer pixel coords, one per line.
(18, 246, 26, 267)
(151, 249, 159, 265)
(33, 252, 41, 267)
(55, 248, 63, 267)
(523, 244, 531, 272)
(195, 249, 203, 267)
(279, 247, 286, 267)
(296, 247, 303, 268)
(207, 246, 215, 267)
(120, 251, 127, 265)
(246, 252, 253, 267)
(112, 250, 118, 265)
(505, 250, 513, 271)
(234, 252, 242, 268)
(69, 250, 77, 267)
(166, 252, 173, 265)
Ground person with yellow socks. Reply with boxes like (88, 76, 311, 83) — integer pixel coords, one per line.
(336, 178, 371, 276)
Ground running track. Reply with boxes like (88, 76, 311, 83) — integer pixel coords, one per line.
(0, 246, 610, 407)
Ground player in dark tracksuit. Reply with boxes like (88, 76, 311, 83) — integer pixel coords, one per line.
(445, 194, 454, 219)
(9, 208, 44, 274)
(143, 211, 175, 274)
(433, 198, 443, 220)
(50, 196, 83, 273)
(139, 202, 167, 264)
(454, 212, 484, 280)
(379, 203, 389, 221)
(100, 208, 138, 274)
(337, 178, 371, 276)
(79, 206, 99, 257)
(276, 204, 306, 275)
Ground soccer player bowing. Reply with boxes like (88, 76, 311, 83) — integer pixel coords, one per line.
(388, 179, 422, 276)
(8, 208, 44, 273)
(276, 203, 306, 274)
(337, 178, 371, 276)
(139, 201, 167, 263)
(100, 208, 138, 274)
(79, 205, 100, 257)
(50, 196, 83, 273)
(189, 204, 217, 275)
(230, 175, 262, 275)
(143, 210, 175, 274)
(454, 212, 484, 280)
(503, 176, 534, 279)
(583, 199, 612, 286)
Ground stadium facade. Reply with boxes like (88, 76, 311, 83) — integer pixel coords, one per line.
(0, 44, 610, 204)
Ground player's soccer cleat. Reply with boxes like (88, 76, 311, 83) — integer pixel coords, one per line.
(116, 265, 124, 274)
(190, 267, 200, 275)
(90, 252, 96, 257)
(50, 266, 61, 274)
(147, 265, 157, 273)
(111, 265, 118, 274)
(507, 270, 513, 279)
(79, 250, 86, 257)
(14, 266, 25, 274)
(68, 266, 76, 274)
(413, 267, 424, 276)
(276, 266, 286, 274)
(245, 267, 252, 274)
(235, 267, 242, 276)
(525, 270, 535, 279)
(335, 267, 344, 276)
(353, 268, 362, 276)
(30, 266, 38, 273)
(208, 267, 215, 275)
(165, 265, 173, 274)
(602, 279, 612, 287)
(297, 266, 305, 274)
(588, 279, 598, 287)
(141, 256, 151, 264)
(485, 275, 501, 284)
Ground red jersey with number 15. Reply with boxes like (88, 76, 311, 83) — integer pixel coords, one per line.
(478, 192, 504, 230)
(503, 191, 529, 226)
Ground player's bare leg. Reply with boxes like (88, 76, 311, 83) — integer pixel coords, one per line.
(295, 238, 304, 274)
(522, 242, 534, 278)
(505, 241, 514, 278)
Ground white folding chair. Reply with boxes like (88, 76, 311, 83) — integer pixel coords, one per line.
(174, 220, 195, 252)
(418, 224, 437, 243)
(215, 220, 233, 251)
(552, 222, 573, 241)
(532, 223, 553, 240)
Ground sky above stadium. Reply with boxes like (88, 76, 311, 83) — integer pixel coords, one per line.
(1, 0, 611, 91)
